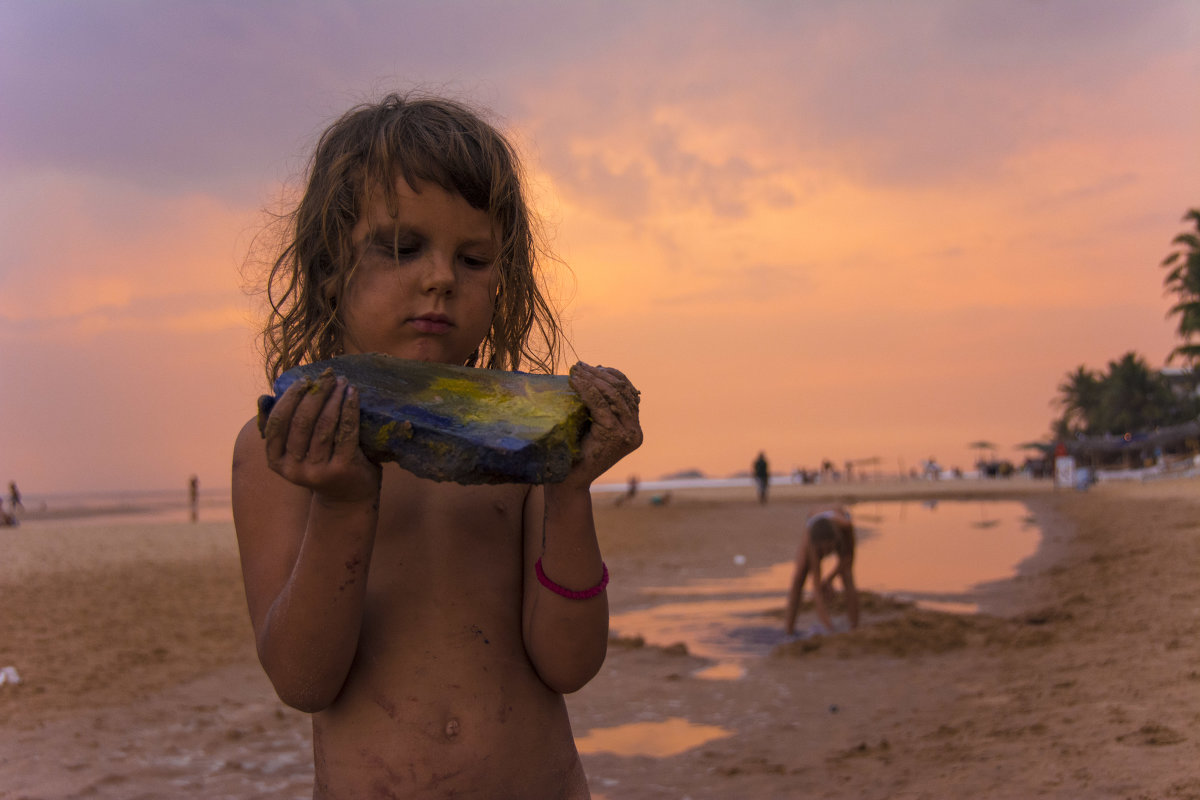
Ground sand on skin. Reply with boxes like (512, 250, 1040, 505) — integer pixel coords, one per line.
(1, 477, 1199, 798)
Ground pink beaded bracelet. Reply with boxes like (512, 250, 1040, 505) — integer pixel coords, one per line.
(535, 558, 609, 600)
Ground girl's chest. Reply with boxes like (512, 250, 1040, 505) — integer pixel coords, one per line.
(376, 464, 528, 536)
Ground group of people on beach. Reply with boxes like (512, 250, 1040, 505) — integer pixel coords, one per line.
(230, 90, 856, 799)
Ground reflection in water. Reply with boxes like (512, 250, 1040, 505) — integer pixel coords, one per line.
(854, 500, 1038, 599)
(692, 662, 747, 680)
(609, 500, 1039, 678)
(913, 598, 978, 614)
(610, 597, 789, 664)
(574, 717, 733, 757)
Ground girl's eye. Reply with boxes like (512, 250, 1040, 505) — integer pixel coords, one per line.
(461, 254, 494, 270)
(374, 238, 419, 259)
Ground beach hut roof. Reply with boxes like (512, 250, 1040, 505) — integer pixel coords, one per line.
(1064, 419, 1200, 456)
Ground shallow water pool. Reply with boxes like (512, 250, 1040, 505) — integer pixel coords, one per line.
(608, 499, 1040, 676)
(574, 717, 734, 757)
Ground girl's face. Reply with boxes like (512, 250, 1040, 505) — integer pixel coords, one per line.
(341, 178, 500, 365)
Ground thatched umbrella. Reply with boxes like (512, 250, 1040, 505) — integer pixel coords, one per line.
(968, 440, 998, 465)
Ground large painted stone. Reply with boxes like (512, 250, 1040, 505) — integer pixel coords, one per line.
(257, 354, 588, 484)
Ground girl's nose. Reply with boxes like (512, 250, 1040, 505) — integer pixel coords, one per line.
(422, 253, 456, 295)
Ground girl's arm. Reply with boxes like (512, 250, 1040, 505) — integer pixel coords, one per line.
(836, 523, 860, 630)
(232, 372, 382, 712)
(784, 535, 811, 635)
(808, 541, 835, 632)
(521, 363, 642, 694)
(839, 557, 860, 630)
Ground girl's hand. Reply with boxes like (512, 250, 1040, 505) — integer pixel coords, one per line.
(563, 362, 643, 488)
(261, 369, 382, 504)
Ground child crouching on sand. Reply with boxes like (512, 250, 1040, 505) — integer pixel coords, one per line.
(785, 506, 860, 636)
(232, 93, 642, 799)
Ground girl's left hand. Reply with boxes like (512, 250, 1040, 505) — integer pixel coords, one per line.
(564, 362, 643, 488)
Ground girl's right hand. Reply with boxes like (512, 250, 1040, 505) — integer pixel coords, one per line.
(261, 369, 382, 504)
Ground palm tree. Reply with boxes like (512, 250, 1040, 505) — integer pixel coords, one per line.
(1054, 365, 1101, 437)
(1053, 352, 1199, 442)
(1096, 352, 1174, 435)
(1160, 208, 1200, 366)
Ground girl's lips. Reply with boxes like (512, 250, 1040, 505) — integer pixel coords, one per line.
(410, 316, 453, 334)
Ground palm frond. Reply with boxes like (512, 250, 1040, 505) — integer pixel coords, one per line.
(1169, 343, 1200, 365)
(1164, 264, 1188, 286)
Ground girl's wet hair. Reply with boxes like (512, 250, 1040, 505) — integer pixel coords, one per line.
(810, 516, 855, 560)
(259, 92, 564, 382)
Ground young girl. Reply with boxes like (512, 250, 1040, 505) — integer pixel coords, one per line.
(785, 506, 860, 636)
(232, 93, 642, 800)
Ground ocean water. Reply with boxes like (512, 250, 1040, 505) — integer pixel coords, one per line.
(12, 475, 751, 527)
(10, 473, 993, 526)
(10, 487, 234, 527)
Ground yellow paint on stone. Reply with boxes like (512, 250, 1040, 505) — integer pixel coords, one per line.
(424, 375, 576, 429)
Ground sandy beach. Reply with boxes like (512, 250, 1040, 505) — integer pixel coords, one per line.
(2, 476, 1199, 799)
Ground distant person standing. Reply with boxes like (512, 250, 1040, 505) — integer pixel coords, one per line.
(614, 474, 639, 507)
(188, 475, 199, 523)
(3, 482, 22, 527)
(785, 506, 860, 635)
(753, 452, 770, 504)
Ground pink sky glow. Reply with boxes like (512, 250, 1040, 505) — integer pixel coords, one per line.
(2, 1, 1198, 493)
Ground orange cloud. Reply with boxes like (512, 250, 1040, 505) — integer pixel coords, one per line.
(0, 172, 255, 328)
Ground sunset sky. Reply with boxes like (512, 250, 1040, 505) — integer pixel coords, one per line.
(2, 1, 1198, 494)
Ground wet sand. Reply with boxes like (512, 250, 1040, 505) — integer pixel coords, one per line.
(2, 477, 1199, 798)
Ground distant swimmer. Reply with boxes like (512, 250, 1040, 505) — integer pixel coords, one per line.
(785, 506, 859, 635)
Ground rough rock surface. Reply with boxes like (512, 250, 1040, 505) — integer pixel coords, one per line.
(258, 354, 588, 484)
